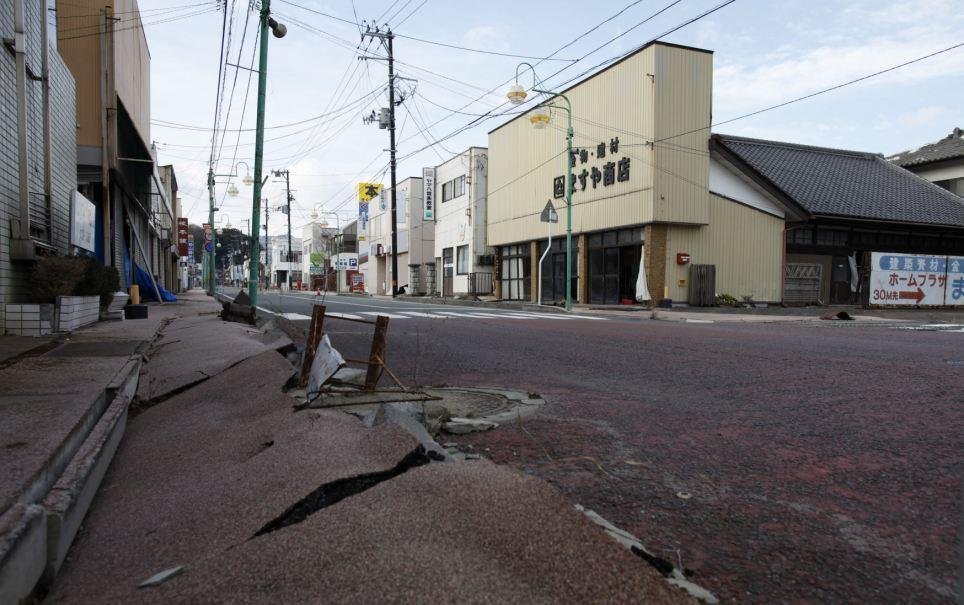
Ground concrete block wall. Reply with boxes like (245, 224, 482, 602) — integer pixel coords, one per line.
(0, 3, 79, 334)
(4, 304, 55, 336)
(56, 295, 99, 332)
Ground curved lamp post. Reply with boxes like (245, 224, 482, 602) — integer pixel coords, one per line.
(507, 62, 574, 312)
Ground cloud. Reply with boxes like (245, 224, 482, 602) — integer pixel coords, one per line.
(462, 25, 510, 52)
(713, 37, 964, 115)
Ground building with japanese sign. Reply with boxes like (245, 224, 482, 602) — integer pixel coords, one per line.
(487, 40, 964, 306)
(432, 147, 495, 297)
(365, 177, 435, 295)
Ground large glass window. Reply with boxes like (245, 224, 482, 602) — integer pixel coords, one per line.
(457, 245, 470, 274)
(500, 245, 529, 300)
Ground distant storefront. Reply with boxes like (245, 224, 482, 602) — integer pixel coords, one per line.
(487, 40, 964, 307)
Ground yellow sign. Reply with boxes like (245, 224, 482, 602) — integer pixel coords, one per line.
(358, 182, 383, 202)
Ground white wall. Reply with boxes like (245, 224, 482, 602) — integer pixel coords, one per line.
(433, 148, 493, 294)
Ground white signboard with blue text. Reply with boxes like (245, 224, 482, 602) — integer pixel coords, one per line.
(71, 190, 96, 252)
(945, 256, 964, 306)
(870, 252, 949, 306)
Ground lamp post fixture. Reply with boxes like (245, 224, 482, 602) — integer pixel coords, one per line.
(507, 62, 574, 312)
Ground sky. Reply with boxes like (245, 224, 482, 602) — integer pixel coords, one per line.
(141, 0, 964, 235)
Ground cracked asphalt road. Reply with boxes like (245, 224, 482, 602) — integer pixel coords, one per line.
(255, 290, 963, 603)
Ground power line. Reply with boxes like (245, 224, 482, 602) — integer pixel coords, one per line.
(56, 6, 219, 41)
(275, 0, 577, 61)
(392, 0, 427, 29)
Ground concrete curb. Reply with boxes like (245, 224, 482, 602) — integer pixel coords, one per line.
(41, 370, 137, 584)
(395, 295, 569, 314)
(0, 505, 46, 605)
(0, 312, 161, 601)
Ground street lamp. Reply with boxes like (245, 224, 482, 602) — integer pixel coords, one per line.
(237, 161, 254, 186)
(226, 183, 240, 197)
(246, 1, 287, 311)
(507, 62, 574, 312)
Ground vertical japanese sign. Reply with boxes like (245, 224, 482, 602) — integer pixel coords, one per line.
(187, 234, 195, 262)
(869, 252, 947, 306)
(945, 256, 964, 306)
(202, 223, 213, 253)
(176, 217, 189, 257)
(422, 167, 435, 221)
(358, 182, 382, 234)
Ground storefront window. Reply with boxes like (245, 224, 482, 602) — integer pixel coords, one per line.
(500, 245, 529, 300)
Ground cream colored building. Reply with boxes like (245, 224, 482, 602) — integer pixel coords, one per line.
(432, 147, 494, 296)
(366, 177, 435, 295)
(487, 41, 786, 304)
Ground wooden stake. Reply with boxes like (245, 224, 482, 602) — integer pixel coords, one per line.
(299, 304, 326, 387)
(364, 315, 390, 390)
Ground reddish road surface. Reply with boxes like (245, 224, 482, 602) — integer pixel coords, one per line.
(258, 291, 964, 602)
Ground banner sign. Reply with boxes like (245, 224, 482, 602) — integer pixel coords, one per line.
(187, 234, 195, 261)
(422, 167, 435, 221)
(70, 190, 96, 252)
(869, 252, 958, 306)
(177, 217, 190, 257)
(358, 182, 382, 232)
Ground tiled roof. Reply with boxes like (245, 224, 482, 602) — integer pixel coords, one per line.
(887, 127, 964, 167)
(713, 134, 964, 227)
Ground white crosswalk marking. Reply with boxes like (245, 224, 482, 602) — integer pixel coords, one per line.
(358, 312, 414, 319)
(326, 312, 364, 320)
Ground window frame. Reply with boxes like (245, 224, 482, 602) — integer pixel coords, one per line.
(456, 244, 470, 275)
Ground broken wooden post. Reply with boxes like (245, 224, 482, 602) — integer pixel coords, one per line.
(299, 304, 326, 387)
(364, 315, 390, 390)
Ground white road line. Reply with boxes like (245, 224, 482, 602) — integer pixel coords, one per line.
(357, 312, 412, 319)
(326, 312, 364, 320)
(278, 312, 312, 321)
(398, 311, 449, 318)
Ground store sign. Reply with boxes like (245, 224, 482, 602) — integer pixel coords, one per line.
(176, 217, 190, 257)
(422, 167, 435, 221)
(552, 137, 630, 199)
(187, 234, 195, 261)
(70, 191, 96, 252)
(869, 252, 949, 306)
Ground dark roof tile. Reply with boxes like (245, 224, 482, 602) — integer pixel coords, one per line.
(888, 127, 964, 167)
(714, 134, 964, 227)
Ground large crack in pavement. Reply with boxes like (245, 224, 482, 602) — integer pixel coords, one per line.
(252, 446, 433, 538)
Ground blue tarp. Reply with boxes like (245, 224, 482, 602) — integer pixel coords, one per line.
(124, 242, 177, 302)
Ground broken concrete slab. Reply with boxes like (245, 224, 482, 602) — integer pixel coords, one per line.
(135, 315, 289, 404)
(364, 404, 448, 461)
(442, 417, 498, 435)
(134, 462, 690, 604)
(48, 350, 420, 603)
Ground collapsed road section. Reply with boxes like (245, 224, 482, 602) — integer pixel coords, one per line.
(40, 298, 697, 603)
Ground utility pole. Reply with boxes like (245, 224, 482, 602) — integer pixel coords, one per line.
(271, 169, 293, 292)
(206, 169, 216, 295)
(361, 25, 399, 297)
(247, 0, 286, 311)
(263, 201, 270, 288)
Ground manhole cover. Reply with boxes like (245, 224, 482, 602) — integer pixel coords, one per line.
(47, 340, 141, 357)
(425, 389, 514, 418)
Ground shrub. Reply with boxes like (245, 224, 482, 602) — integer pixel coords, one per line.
(31, 256, 119, 308)
(75, 261, 120, 308)
(715, 293, 740, 307)
(30, 256, 89, 304)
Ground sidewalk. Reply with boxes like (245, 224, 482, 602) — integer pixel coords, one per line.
(6, 290, 702, 603)
(0, 290, 226, 602)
